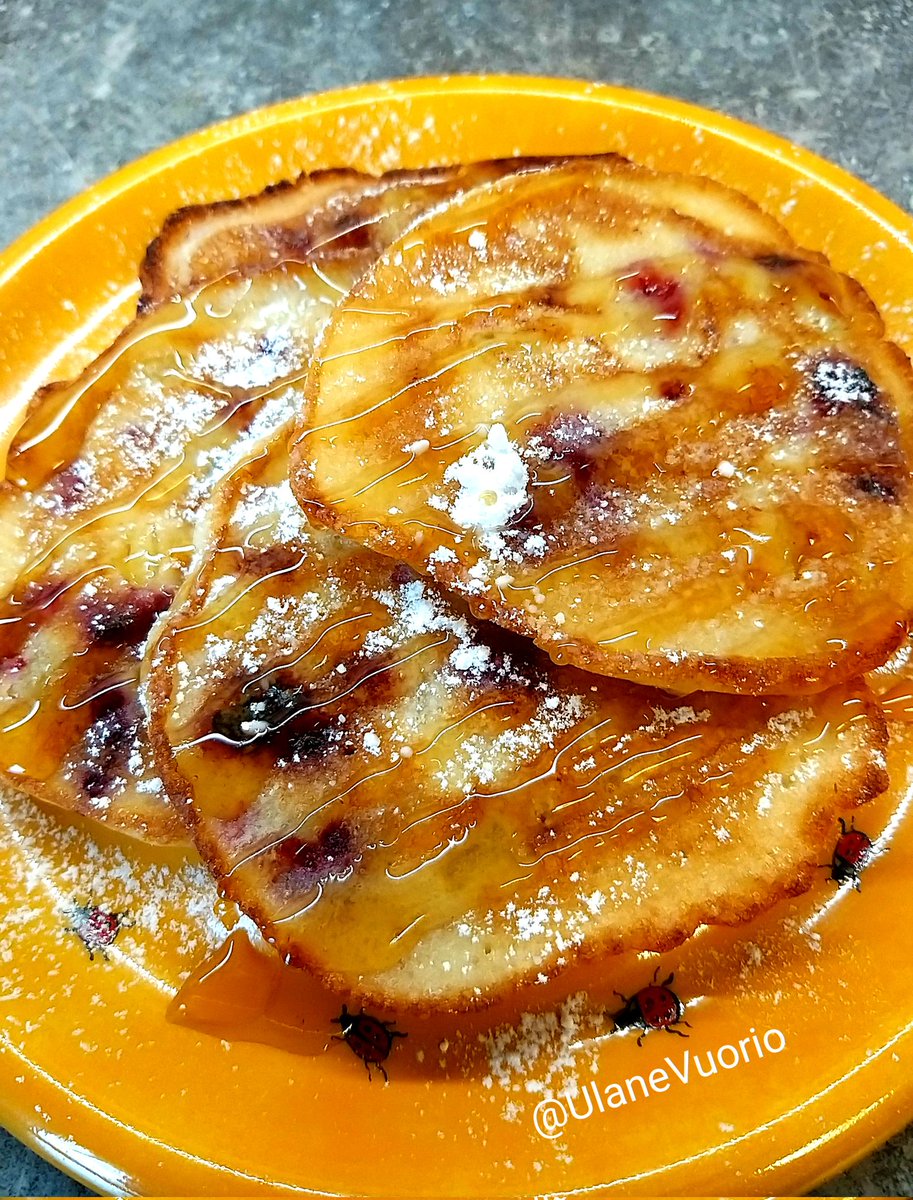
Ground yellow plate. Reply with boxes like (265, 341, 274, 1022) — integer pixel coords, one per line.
(1, 75, 913, 1197)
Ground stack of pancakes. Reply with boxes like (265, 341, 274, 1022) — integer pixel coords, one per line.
(1, 155, 910, 1011)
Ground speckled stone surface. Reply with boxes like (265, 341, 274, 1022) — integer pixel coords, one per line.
(0, 0, 911, 1195)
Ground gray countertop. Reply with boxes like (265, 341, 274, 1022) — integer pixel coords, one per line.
(0, 0, 912, 1194)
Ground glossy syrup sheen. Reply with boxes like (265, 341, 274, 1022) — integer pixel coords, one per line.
(155, 397, 884, 1000)
(167, 927, 617, 1077)
(0, 163, 535, 838)
(0, 262, 338, 835)
(881, 688, 913, 722)
(1, 79, 913, 1198)
(147, 160, 894, 1006)
(168, 930, 337, 1055)
(165, 924, 621, 1080)
(296, 160, 913, 695)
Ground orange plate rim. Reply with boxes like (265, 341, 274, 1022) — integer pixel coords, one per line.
(1, 74, 912, 1198)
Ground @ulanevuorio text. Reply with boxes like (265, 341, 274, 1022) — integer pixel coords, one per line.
(532, 1026, 787, 1139)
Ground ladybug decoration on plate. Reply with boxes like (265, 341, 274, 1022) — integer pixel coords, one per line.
(332, 1004, 407, 1081)
(825, 816, 875, 890)
(611, 968, 691, 1046)
(65, 903, 133, 961)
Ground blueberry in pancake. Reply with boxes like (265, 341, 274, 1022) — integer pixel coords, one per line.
(0, 268, 313, 842)
(138, 158, 582, 310)
(294, 156, 913, 695)
(148, 419, 887, 1010)
(0, 160, 539, 841)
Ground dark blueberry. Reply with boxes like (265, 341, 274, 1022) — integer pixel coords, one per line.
(80, 587, 174, 647)
(390, 562, 421, 586)
(856, 474, 898, 502)
(660, 379, 690, 401)
(82, 767, 108, 799)
(212, 682, 305, 744)
(78, 690, 142, 799)
(320, 209, 376, 255)
(241, 545, 307, 577)
(272, 204, 373, 265)
(529, 411, 606, 475)
(462, 623, 541, 692)
(210, 679, 348, 765)
(286, 718, 343, 761)
(808, 357, 884, 417)
(20, 578, 69, 612)
(49, 465, 90, 510)
(270, 229, 312, 264)
(276, 820, 359, 888)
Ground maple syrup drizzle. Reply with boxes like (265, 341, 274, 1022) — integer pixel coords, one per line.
(881, 685, 913, 723)
(9, 298, 199, 475)
(115, 172, 903, 993)
(294, 175, 911, 690)
(150, 284, 887, 984)
(168, 930, 615, 1072)
(167, 931, 335, 1055)
(170, 602, 856, 972)
(0, 266, 333, 794)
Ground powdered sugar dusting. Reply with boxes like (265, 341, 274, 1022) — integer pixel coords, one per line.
(429, 424, 529, 532)
(190, 329, 303, 391)
(0, 783, 250, 991)
(740, 708, 812, 755)
(234, 477, 308, 544)
(483, 992, 607, 1096)
(440, 692, 587, 791)
(181, 391, 300, 518)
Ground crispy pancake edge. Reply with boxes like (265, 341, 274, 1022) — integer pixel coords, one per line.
(137, 157, 626, 310)
(292, 159, 913, 695)
(145, 459, 891, 1012)
(4, 162, 560, 844)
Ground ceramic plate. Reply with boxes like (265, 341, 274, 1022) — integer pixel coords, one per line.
(1, 75, 912, 1197)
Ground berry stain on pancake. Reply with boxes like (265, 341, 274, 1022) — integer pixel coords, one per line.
(0, 151, 908, 1025)
(294, 157, 913, 696)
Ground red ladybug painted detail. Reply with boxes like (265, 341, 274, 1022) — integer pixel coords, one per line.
(611, 969, 691, 1047)
(65, 903, 132, 960)
(825, 816, 875, 890)
(332, 1004, 406, 1082)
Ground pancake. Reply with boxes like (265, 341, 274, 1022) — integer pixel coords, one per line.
(147, 419, 888, 1010)
(0, 161, 535, 841)
(137, 158, 577, 309)
(868, 633, 913, 725)
(0, 272, 307, 842)
(294, 156, 913, 696)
